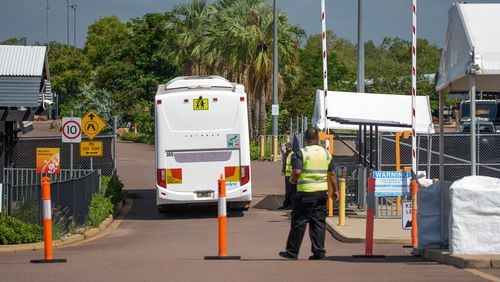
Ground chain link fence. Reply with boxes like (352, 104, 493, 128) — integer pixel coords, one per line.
(11, 135, 116, 176)
(316, 132, 500, 217)
(379, 132, 500, 182)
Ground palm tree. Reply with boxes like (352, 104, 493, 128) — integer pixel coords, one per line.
(206, 0, 304, 139)
(164, 0, 304, 139)
(164, 0, 215, 75)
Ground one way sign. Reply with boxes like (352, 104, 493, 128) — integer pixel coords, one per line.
(402, 201, 412, 230)
(82, 110, 106, 140)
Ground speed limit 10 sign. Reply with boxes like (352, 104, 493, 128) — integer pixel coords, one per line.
(62, 117, 82, 143)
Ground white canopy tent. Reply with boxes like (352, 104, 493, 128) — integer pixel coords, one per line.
(435, 2, 500, 177)
(312, 90, 434, 134)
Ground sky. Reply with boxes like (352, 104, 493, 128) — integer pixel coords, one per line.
(1, 0, 500, 48)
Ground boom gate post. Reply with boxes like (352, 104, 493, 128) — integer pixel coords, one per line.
(31, 177, 67, 263)
(353, 171, 385, 258)
(411, 179, 419, 249)
(319, 132, 335, 217)
(204, 175, 240, 260)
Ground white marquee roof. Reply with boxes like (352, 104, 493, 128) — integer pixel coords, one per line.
(436, 3, 500, 92)
(312, 90, 434, 134)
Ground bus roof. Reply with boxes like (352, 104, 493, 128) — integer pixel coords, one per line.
(157, 76, 244, 96)
(165, 76, 232, 89)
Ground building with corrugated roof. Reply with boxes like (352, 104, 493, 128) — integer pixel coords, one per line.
(0, 45, 53, 181)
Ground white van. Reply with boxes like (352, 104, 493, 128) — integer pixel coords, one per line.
(154, 76, 252, 212)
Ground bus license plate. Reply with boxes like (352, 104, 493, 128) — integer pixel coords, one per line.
(196, 191, 212, 198)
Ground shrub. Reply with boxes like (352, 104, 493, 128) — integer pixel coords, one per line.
(250, 141, 260, 160)
(87, 194, 114, 227)
(101, 175, 112, 193)
(51, 206, 76, 239)
(12, 198, 39, 224)
(105, 173, 124, 206)
(0, 215, 43, 245)
(119, 132, 154, 145)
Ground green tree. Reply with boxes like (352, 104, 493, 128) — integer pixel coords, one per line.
(47, 42, 91, 103)
(282, 31, 352, 119)
(209, 0, 304, 139)
(165, 0, 215, 75)
(0, 37, 27, 45)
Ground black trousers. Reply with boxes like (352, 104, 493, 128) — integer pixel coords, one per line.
(285, 191, 327, 256)
(283, 176, 296, 208)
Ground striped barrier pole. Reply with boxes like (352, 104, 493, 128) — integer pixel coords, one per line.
(31, 176, 67, 263)
(321, 0, 336, 218)
(353, 171, 385, 258)
(411, 0, 419, 250)
(204, 175, 240, 260)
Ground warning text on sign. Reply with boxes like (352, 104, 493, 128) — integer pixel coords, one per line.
(373, 171, 411, 197)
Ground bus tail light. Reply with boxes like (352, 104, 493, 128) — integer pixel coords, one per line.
(240, 166, 250, 186)
(157, 169, 167, 188)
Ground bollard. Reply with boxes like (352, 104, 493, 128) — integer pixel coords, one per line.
(328, 182, 334, 217)
(353, 171, 385, 258)
(272, 135, 278, 162)
(259, 135, 265, 160)
(205, 175, 240, 260)
(31, 177, 67, 263)
(338, 178, 346, 226)
(411, 179, 419, 249)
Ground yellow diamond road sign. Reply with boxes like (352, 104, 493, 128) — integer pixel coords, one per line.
(80, 141, 103, 157)
(82, 110, 106, 140)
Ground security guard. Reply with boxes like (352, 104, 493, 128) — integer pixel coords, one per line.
(279, 127, 339, 260)
(279, 143, 295, 209)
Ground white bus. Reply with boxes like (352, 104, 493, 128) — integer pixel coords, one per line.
(155, 76, 252, 212)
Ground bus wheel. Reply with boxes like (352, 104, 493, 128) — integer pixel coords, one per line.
(229, 202, 250, 212)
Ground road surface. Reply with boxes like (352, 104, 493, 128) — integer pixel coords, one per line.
(1, 124, 499, 281)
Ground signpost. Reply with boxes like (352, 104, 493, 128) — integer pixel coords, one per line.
(0, 184, 3, 212)
(373, 171, 411, 197)
(402, 201, 412, 230)
(36, 148, 60, 174)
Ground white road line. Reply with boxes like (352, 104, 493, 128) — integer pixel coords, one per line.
(465, 268, 500, 282)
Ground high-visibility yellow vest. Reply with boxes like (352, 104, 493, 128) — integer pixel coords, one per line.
(297, 145, 331, 192)
(285, 152, 294, 177)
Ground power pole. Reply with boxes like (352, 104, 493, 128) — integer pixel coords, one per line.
(357, 0, 365, 93)
(46, 0, 50, 50)
(272, 0, 279, 162)
(66, 0, 70, 46)
(70, 4, 77, 48)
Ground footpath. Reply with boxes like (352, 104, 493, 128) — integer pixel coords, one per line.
(326, 212, 500, 269)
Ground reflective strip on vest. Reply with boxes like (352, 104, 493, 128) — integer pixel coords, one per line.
(285, 153, 293, 177)
(297, 145, 331, 192)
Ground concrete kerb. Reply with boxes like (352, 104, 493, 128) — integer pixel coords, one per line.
(326, 219, 363, 243)
(0, 198, 133, 253)
(417, 249, 500, 269)
(326, 217, 412, 244)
